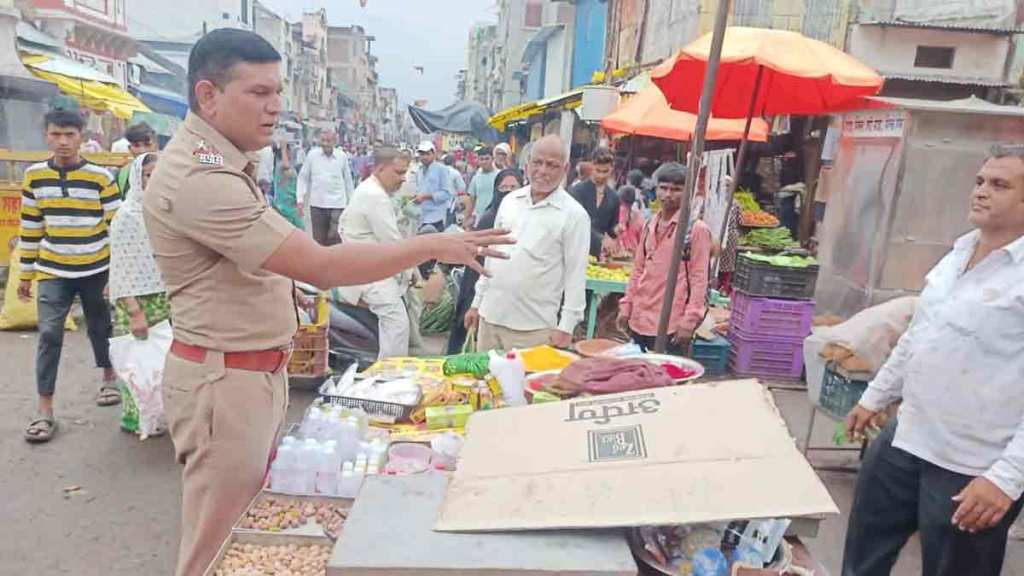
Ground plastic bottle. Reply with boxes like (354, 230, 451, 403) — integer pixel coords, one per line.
(273, 443, 297, 493)
(337, 462, 357, 498)
(316, 444, 339, 495)
(489, 351, 527, 407)
(299, 439, 320, 494)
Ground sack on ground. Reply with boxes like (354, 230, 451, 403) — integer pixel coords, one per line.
(109, 320, 171, 439)
(814, 297, 917, 374)
(0, 248, 77, 331)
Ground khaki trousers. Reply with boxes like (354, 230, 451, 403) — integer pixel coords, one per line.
(163, 352, 288, 576)
(476, 319, 550, 352)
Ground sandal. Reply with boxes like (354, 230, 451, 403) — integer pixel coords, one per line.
(96, 385, 122, 407)
(25, 415, 58, 443)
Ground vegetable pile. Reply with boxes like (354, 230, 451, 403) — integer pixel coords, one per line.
(735, 190, 780, 228)
(420, 283, 455, 334)
(740, 227, 798, 250)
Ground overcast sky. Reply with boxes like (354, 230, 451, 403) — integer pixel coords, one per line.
(260, 0, 498, 108)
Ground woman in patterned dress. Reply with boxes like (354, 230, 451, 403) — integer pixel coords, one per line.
(108, 152, 170, 435)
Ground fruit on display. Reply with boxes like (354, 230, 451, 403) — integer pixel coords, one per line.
(587, 263, 631, 282)
(740, 210, 780, 228)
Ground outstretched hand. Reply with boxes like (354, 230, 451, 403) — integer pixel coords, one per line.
(431, 228, 515, 277)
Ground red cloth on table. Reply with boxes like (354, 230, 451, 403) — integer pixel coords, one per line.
(557, 358, 673, 394)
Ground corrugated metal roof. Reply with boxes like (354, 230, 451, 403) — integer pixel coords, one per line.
(880, 71, 1009, 87)
(858, 20, 1022, 34)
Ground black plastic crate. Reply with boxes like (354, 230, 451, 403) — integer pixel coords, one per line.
(734, 253, 819, 300)
(819, 363, 870, 419)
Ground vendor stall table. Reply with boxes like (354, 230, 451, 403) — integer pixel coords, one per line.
(585, 277, 628, 339)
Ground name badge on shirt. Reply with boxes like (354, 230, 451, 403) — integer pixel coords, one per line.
(192, 140, 224, 166)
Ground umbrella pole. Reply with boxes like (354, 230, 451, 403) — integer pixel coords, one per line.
(653, 0, 731, 353)
(717, 65, 765, 257)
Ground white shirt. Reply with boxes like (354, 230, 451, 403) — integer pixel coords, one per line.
(341, 175, 403, 245)
(256, 146, 275, 184)
(859, 230, 1024, 500)
(297, 147, 355, 209)
(446, 165, 466, 195)
(472, 186, 590, 333)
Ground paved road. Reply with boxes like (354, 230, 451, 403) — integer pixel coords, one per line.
(0, 329, 1020, 575)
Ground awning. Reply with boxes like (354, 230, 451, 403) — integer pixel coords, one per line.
(130, 111, 182, 137)
(488, 88, 584, 130)
(135, 84, 187, 118)
(21, 53, 150, 120)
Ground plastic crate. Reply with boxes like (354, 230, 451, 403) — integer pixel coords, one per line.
(691, 336, 730, 376)
(819, 363, 870, 419)
(734, 253, 819, 300)
(730, 291, 814, 338)
(288, 293, 330, 378)
(727, 329, 804, 381)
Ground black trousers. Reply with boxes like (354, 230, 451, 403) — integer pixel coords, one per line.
(629, 330, 690, 357)
(842, 420, 1024, 576)
(36, 272, 112, 396)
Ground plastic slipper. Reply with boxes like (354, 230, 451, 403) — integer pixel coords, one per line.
(24, 416, 58, 444)
(96, 385, 122, 407)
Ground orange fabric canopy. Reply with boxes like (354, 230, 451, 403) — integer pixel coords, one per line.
(652, 27, 884, 118)
(602, 85, 769, 142)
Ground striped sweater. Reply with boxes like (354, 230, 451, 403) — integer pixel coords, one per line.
(19, 159, 121, 280)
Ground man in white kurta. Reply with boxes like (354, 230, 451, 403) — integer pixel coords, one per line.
(337, 148, 413, 358)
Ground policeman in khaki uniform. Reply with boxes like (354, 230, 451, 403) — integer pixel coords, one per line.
(144, 29, 511, 576)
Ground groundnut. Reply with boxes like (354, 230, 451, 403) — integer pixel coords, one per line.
(214, 542, 330, 576)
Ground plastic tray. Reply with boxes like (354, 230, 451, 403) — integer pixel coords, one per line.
(728, 329, 805, 381)
(691, 336, 730, 376)
(203, 531, 332, 576)
(318, 379, 420, 423)
(233, 491, 352, 542)
(819, 363, 871, 419)
(730, 290, 814, 339)
(734, 253, 819, 300)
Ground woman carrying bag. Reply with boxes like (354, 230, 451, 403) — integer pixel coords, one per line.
(108, 152, 170, 436)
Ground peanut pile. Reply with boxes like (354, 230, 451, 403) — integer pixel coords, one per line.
(214, 543, 330, 576)
(238, 497, 347, 539)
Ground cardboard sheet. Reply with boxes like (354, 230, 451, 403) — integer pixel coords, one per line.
(328, 475, 637, 576)
(436, 379, 838, 532)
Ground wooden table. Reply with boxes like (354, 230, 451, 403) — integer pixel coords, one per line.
(585, 277, 628, 339)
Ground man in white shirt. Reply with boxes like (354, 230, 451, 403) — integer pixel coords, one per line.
(337, 148, 415, 358)
(464, 135, 590, 351)
(298, 129, 355, 246)
(844, 144, 1024, 576)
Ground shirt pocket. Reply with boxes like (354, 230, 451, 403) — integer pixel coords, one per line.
(943, 292, 1024, 357)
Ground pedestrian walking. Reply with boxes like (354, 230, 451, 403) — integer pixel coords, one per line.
(465, 135, 590, 351)
(842, 145, 1024, 576)
(463, 146, 498, 230)
(115, 122, 158, 200)
(143, 29, 511, 576)
(297, 128, 354, 246)
(19, 108, 122, 443)
(108, 152, 169, 435)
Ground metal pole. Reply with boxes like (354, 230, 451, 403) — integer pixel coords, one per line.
(717, 65, 765, 255)
(653, 0, 732, 353)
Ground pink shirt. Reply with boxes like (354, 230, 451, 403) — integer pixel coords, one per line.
(619, 212, 711, 336)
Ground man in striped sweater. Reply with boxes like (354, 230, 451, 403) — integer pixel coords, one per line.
(18, 108, 122, 443)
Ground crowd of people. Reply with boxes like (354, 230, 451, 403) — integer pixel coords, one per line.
(13, 26, 1024, 576)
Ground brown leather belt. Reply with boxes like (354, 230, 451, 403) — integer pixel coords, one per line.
(170, 340, 292, 373)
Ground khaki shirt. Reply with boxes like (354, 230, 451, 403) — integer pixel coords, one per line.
(144, 112, 298, 351)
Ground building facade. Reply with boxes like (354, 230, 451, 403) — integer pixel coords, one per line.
(327, 24, 380, 145)
(127, 0, 254, 42)
(465, 23, 499, 110)
(18, 0, 135, 87)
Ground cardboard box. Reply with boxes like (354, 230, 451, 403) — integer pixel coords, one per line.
(328, 475, 637, 576)
(436, 379, 838, 532)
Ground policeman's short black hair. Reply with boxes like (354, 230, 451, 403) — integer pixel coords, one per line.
(188, 28, 281, 112)
(43, 109, 84, 131)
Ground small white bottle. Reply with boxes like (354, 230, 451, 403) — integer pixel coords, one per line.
(338, 462, 357, 497)
(273, 443, 296, 493)
(299, 439, 320, 494)
(316, 445, 337, 495)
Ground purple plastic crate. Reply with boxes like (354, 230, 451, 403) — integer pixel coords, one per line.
(729, 291, 814, 339)
(727, 329, 804, 381)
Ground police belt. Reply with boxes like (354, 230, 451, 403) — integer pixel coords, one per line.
(170, 340, 292, 373)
